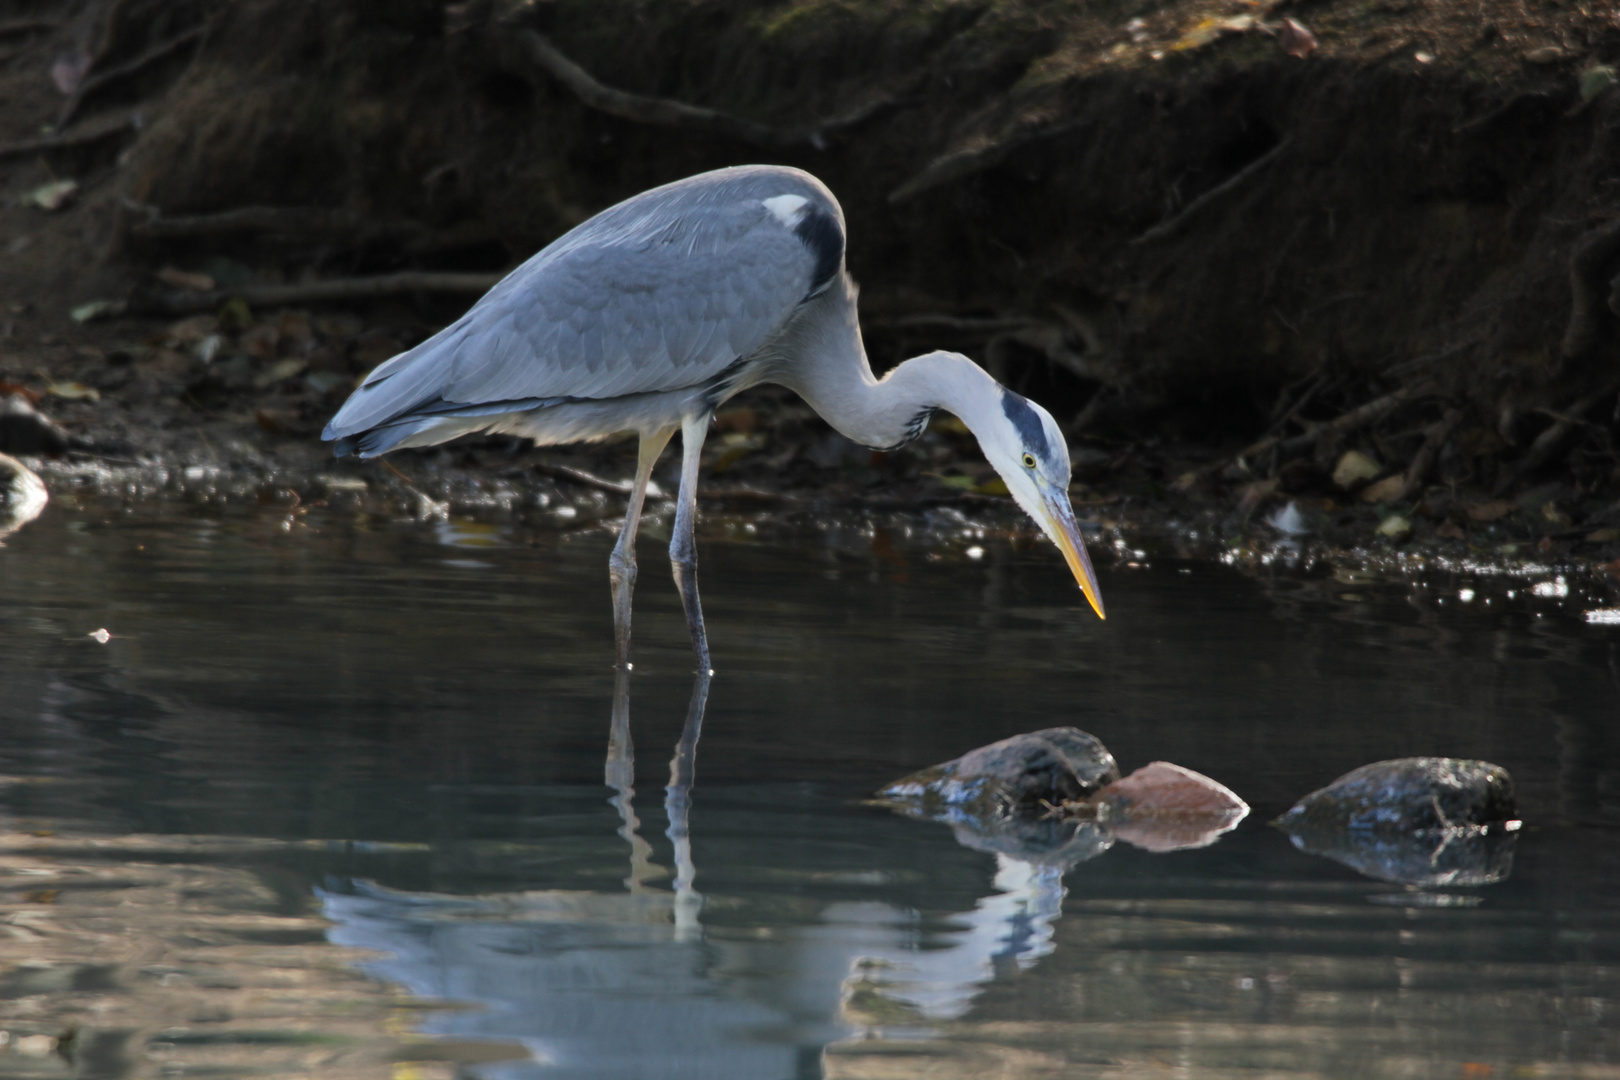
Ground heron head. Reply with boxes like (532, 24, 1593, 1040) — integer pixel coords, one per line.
(980, 389, 1106, 620)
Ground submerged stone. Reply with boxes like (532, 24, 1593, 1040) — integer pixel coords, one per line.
(1275, 757, 1520, 886)
(0, 452, 47, 541)
(878, 727, 1120, 822)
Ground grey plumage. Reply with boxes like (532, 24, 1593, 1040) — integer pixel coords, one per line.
(323, 166, 841, 457)
(323, 164, 1106, 668)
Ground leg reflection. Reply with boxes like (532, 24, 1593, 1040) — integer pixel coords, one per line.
(606, 668, 662, 893)
(604, 667, 712, 937)
(666, 669, 711, 941)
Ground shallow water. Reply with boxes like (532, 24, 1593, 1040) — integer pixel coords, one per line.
(0, 495, 1618, 1079)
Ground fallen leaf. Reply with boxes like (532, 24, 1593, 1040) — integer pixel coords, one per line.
(254, 408, 296, 433)
(1278, 17, 1316, 58)
(304, 370, 346, 395)
(1414, 50, 1435, 64)
(0, 380, 41, 405)
(1436, 520, 1465, 540)
(1332, 450, 1381, 489)
(163, 315, 218, 346)
(1237, 477, 1278, 512)
(217, 297, 253, 332)
(1359, 473, 1406, 504)
(1580, 65, 1617, 103)
(1540, 500, 1572, 527)
(69, 299, 123, 323)
(1585, 527, 1619, 543)
(1095, 762, 1250, 853)
(240, 324, 281, 360)
(50, 49, 91, 94)
(156, 267, 217, 292)
(28, 179, 78, 211)
(1466, 500, 1513, 522)
(1376, 514, 1412, 540)
(253, 358, 307, 388)
(1524, 45, 1567, 64)
(47, 381, 98, 402)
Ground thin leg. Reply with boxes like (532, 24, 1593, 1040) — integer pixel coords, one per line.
(610, 427, 676, 669)
(670, 414, 712, 674)
(665, 668, 710, 941)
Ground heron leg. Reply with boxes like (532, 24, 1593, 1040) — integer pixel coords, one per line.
(670, 414, 712, 674)
(610, 426, 676, 669)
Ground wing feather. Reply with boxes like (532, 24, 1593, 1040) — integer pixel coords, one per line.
(323, 166, 841, 442)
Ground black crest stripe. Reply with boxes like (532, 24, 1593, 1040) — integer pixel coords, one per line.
(794, 206, 843, 296)
(1000, 390, 1050, 462)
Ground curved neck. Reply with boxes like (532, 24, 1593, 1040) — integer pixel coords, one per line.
(774, 281, 1002, 450)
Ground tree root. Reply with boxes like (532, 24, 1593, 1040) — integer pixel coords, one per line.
(1131, 138, 1293, 246)
(55, 23, 206, 131)
(1174, 378, 1437, 490)
(128, 205, 429, 244)
(1561, 218, 1620, 358)
(1396, 406, 1464, 501)
(1494, 377, 1620, 494)
(888, 122, 1085, 204)
(0, 111, 137, 162)
(0, 18, 56, 38)
(508, 29, 895, 150)
(89, 271, 505, 319)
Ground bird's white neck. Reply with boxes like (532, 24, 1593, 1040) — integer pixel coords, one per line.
(773, 280, 1003, 451)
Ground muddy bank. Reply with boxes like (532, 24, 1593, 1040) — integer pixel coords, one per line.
(1, 0, 1619, 583)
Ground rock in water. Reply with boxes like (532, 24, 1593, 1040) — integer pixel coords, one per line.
(1275, 757, 1520, 886)
(0, 453, 47, 542)
(0, 395, 70, 455)
(878, 727, 1120, 821)
(877, 727, 1121, 869)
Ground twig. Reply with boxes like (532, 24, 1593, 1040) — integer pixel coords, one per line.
(0, 18, 56, 38)
(129, 205, 426, 243)
(1495, 378, 1620, 494)
(1174, 379, 1436, 490)
(94, 271, 505, 318)
(1130, 138, 1293, 246)
(55, 23, 205, 131)
(1396, 406, 1463, 501)
(511, 29, 893, 150)
(888, 121, 1086, 204)
(0, 111, 137, 162)
(1561, 218, 1620, 358)
(533, 462, 637, 496)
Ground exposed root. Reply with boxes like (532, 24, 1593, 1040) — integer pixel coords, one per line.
(507, 29, 895, 151)
(1494, 377, 1620, 494)
(0, 18, 57, 38)
(96, 271, 504, 319)
(1175, 378, 1437, 490)
(1131, 138, 1293, 246)
(1561, 218, 1620, 358)
(888, 121, 1085, 204)
(128, 205, 428, 244)
(0, 111, 138, 162)
(54, 22, 206, 131)
(1397, 406, 1464, 501)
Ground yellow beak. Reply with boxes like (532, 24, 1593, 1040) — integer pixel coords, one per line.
(1036, 485, 1106, 620)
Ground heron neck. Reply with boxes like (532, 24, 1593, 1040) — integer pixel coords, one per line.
(777, 285, 1000, 450)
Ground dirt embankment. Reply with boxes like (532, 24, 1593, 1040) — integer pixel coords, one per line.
(1, 0, 1620, 567)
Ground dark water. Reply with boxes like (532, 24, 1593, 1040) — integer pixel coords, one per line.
(0, 494, 1618, 1079)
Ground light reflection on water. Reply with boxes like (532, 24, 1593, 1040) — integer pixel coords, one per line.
(0, 497, 1616, 1078)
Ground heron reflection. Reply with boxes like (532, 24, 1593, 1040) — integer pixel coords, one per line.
(319, 672, 1083, 1079)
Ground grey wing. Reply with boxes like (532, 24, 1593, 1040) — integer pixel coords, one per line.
(323, 176, 839, 442)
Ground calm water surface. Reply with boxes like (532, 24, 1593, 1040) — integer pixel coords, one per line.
(0, 494, 1617, 1079)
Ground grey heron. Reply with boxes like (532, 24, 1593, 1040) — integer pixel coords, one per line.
(323, 165, 1104, 669)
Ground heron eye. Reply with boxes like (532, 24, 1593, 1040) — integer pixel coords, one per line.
(1021, 453, 1037, 469)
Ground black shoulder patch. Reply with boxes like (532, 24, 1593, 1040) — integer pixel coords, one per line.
(794, 206, 843, 297)
(1000, 390, 1051, 463)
